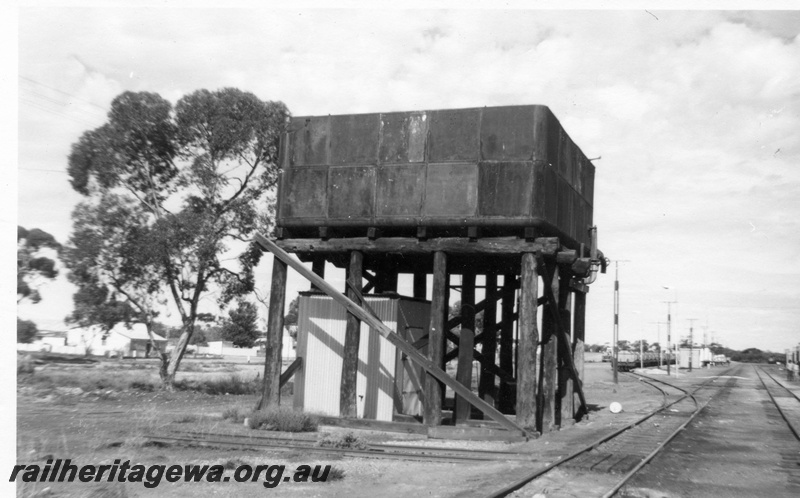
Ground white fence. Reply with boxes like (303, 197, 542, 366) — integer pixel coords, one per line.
(194, 344, 260, 357)
(17, 343, 83, 355)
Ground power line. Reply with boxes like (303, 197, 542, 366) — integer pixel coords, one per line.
(20, 97, 99, 128)
(19, 75, 108, 112)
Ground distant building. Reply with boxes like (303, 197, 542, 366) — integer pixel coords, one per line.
(66, 323, 167, 357)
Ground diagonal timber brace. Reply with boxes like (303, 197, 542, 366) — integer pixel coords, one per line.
(537, 254, 589, 419)
(254, 233, 529, 439)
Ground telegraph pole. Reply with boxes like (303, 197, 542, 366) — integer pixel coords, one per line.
(661, 300, 677, 375)
(612, 260, 630, 384)
(649, 321, 667, 368)
(687, 318, 697, 372)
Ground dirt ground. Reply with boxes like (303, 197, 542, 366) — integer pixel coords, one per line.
(15, 357, 670, 497)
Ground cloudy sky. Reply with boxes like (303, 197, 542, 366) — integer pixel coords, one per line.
(9, 2, 800, 352)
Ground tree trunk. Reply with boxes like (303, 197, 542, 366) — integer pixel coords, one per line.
(164, 321, 195, 389)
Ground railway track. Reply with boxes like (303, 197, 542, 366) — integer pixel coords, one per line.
(754, 366, 800, 440)
(485, 366, 739, 497)
(146, 430, 535, 464)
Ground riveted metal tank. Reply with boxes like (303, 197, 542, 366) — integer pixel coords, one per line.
(276, 105, 595, 247)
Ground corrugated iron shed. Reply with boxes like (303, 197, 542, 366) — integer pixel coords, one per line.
(294, 293, 430, 421)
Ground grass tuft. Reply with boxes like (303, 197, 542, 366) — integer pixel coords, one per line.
(245, 407, 319, 432)
(326, 465, 346, 481)
(221, 406, 246, 423)
(174, 373, 258, 395)
(317, 432, 368, 450)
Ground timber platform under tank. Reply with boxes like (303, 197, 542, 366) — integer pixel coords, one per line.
(276, 105, 595, 249)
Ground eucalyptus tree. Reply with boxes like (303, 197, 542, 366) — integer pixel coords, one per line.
(221, 300, 260, 348)
(66, 88, 288, 387)
(17, 226, 61, 304)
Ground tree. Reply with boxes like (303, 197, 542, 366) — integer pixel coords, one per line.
(17, 318, 38, 344)
(65, 88, 289, 387)
(284, 296, 299, 328)
(18, 226, 61, 304)
(64, 194, 168, 367)
(221, 300, 260, 348)
(585, 343, 607, 353)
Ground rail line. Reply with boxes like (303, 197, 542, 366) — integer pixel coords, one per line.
(485, 366, 738, 498)
(146, 430, 535, 464)
(754, 366, 800, 440)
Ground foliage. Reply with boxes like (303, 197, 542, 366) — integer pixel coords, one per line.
(244, 407, 319, 432)
(174, 373, 258, 395)
(284, 296, 299, 327)
(65, 88, 289, 387)
(17, 318, 38, 344)
(317, 432, 368, 450)
(221, 300, 261, 348)
(17, 226, 61, 304)
(730, 348, 779, 363)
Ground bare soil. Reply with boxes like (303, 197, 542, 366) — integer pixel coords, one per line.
(16, 357, 665, 497)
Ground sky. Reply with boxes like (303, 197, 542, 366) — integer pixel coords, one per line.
(7, 2, 800, 354)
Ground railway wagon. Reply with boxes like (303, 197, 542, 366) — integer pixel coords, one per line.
(615, 351, 661, 372)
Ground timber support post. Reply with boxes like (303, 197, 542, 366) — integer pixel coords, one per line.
(454, 271, 476, 424)
(479, 273, 498, 405)
(340, 250, 363, 418)
(498, 274, 516, 414)
(573, 290, 587, 420)
(424, 251, 447, 426)
(558, 274, 574, 426)
(540, 262, 559, 432)
(516, 253, 539, 431)
(256, 257, 287, 411)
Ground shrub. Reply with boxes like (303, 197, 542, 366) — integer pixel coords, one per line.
(317, 432, 367, 450)
(245, 407, 319, 432)
(221, 407, 246, 423)
(175, 374, 258, 395)
(326, 466, 346, 481)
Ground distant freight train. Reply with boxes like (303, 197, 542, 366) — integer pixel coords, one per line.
(614, 351, 662, 372)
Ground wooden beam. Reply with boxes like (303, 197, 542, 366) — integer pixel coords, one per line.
(255, 257, 287, 411)
(479, 273, 498, 404)
(573, 290, 587, 420)
(444, 292, 505, 332)
(540, 263, 559, 433)
(276, 236, 560, 256)
(559, 285, 574, 426)
(340, 251, 363, 418)
(443, 347, 515, 384)
(498, 274, 516, 414)
(455, 271, 476, 424)
(443, 316, 518, 362)
(425, 251, 447, 426)
(279, 357, 303, 388)
(516, 253, 539, 431)
(254, 234, 528, 437)
(555, 250, 577, 265)
(311, 257, 325, 291)
(413, 271, 427, 299)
